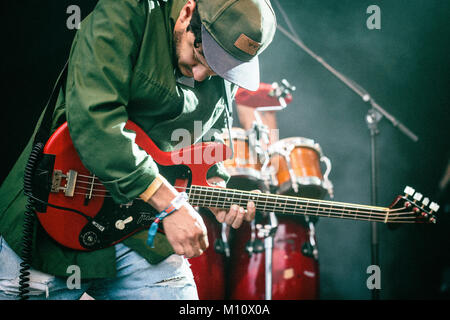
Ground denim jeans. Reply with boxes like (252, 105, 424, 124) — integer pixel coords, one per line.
(0, 236, 198, 300)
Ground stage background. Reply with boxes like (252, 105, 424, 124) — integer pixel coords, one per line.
(1, 0, 449, 299)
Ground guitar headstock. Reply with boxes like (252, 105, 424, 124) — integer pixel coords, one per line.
(269, 79, 296, 100)
(387, 186, 440, 224)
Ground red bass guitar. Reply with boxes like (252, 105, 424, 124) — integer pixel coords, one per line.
(31, 121, 439, 251)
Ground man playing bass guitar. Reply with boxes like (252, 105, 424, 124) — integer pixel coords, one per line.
(0, 0, 277, 300)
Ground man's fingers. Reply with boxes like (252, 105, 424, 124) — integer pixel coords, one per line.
(245, 201, 256, 221)
(225, 204, 239, 225)
(178, 231, 207, 258)
(162, 205, 209, 258)
(185, 223, 209, 258)
(198, 231, 209, 253)
(231, 206, 246, 229)
(167, 236, 185, 256)
(245, 189, 260, 221)
(213, 208, 227, 223)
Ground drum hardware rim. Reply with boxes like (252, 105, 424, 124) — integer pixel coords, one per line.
(223, 136, 248, 142)
(221, 127, 250, 141)
(268, 138, 324, 157)
(231, 157, 260, 166)
(320, 155, 334, 198)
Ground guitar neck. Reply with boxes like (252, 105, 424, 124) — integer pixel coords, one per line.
(187, 185, 390, 223)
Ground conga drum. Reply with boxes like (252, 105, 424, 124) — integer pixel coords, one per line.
(268, 137, 333, 199)
(222, 127, 264, 191)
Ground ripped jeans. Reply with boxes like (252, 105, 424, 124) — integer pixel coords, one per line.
(0, 236, 198, 300)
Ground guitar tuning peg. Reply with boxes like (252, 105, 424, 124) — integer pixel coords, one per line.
(413, 192, 423, 202)
(281, 79, 296, 92)
(422, 197, 430, 207)
(429, 202, 440, 213)
(404, 186, 415, 197)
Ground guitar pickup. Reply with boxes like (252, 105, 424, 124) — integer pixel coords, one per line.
(51, 169, 78, 197)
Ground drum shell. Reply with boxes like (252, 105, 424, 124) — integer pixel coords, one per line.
(227, 216, 319, 300)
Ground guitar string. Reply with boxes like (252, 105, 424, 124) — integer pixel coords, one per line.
(75, 178, 414, 218)
(64, 177, 428, 222)
(73, 178, 389, 212)
(65, 190, 419, 223)
(191, 185, 389, 211)
(71, 184, 394, 217)
(187, 185, 429, 218)
(75, 171, 429, 217)
(75, 175, 390, 212)
(71, 180, 419, 218)
(67, 189, 418, 223)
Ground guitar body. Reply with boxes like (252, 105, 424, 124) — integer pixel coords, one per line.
(35, 121, 230, 251)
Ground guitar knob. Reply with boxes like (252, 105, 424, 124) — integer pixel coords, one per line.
(404, 186, 415, 197)
(115, 220, 125, 230)
(413, 192, 423, 202)
(429, 202, 440, 213)
(115, 216, 133, 230)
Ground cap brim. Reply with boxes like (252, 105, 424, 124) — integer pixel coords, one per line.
(201, 25, 260, 91)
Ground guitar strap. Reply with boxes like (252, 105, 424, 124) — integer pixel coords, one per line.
(33, 60, 69, 145)
(222, 79, 235, 159)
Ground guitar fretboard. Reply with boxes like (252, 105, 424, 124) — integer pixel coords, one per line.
(187, 185, 391, 223)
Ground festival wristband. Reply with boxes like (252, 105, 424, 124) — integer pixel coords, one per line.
(146, 192, 189, 247)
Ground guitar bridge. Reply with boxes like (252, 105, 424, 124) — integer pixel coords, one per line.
(51, 169, 78, 197)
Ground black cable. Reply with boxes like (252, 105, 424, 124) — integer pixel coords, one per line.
(18, 142, 44, 300)
(25, 193, 93, 222)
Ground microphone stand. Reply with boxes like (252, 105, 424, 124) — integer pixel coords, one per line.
(272, 0, 419, 300)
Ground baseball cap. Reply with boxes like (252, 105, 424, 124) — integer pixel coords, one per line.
(197, 0, 277, 91)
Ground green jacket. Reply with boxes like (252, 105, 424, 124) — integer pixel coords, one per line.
(0, 0, 232, 279)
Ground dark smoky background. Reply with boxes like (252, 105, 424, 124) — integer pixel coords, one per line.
(1, 0, 449, 299)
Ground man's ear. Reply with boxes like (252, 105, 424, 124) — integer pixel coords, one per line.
(178, 0, 196, 27)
